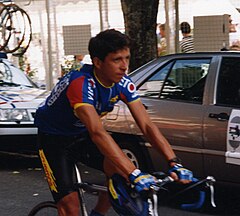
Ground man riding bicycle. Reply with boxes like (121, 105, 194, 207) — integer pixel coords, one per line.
(34, 29, 193, 216)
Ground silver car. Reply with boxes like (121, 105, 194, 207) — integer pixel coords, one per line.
(0, 54, 49, 153)
(103, 52, 240, 185)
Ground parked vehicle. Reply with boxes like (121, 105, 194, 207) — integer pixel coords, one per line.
(103, 52, 240, 185)
(0, 53, 49, 153)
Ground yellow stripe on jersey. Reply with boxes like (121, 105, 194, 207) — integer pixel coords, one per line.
(128, 98, 140, 104)
(74, 103, 93, 110)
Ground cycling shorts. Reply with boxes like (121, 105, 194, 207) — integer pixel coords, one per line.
(37, 131, 104, 203)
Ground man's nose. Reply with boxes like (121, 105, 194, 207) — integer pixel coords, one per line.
(121, 59, 129, 70)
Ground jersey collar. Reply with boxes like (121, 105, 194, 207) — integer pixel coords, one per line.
(93, 70, 115, 88)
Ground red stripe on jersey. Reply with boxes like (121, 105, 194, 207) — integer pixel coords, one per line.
(67, 76, 85, 107)
(119, 92, 127, 103)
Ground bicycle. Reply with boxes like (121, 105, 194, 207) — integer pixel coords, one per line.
(28, 164, 216, 216)
(0, 2, 32, 56)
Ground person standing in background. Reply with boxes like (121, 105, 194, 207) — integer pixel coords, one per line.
(180, 22, 194, 53)
(157, 23, 167, 56)
(73, 54, 84, 70)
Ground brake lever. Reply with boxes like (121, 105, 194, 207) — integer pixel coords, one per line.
(206, 176, 216, 208)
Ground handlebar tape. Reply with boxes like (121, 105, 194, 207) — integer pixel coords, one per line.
(181, 190, 206, 210)
(180, 178, 205, 210)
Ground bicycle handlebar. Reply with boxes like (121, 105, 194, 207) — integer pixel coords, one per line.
(151, 172, 216, 210)
(179, 176, 216, 210)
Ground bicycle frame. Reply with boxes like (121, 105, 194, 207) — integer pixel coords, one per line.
(74, 165, 162, 216)
(75, 164, 89, 216)
(28, 165, 216, 216)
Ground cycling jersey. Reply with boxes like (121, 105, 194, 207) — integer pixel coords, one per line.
(34, 64, 139, 136)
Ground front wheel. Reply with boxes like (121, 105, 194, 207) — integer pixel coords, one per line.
(28, 201, 57, 216)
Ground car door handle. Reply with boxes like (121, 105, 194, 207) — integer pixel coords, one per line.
(209, 112, 229, 121)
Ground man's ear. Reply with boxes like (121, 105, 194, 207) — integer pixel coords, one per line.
(92, 57, 102, 69)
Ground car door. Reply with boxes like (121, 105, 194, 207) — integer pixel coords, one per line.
(203, 56, 240, 184)
(137, 57, 212, 176)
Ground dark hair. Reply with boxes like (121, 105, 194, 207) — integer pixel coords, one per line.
(88, 29, 131, 61)
(159, 23, 165, 31)
(180, 22, 191, 34)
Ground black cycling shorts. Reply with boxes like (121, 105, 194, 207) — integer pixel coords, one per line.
(37, 131, 104, 203)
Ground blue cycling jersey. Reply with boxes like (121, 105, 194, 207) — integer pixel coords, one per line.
(34, 64, 139, 136)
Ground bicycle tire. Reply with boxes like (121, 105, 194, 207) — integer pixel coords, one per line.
(0, 4, 22, 53)
(2, 4, 32, 55)
(0, 4, 12, 51)
(28, 201, 58, 216)
(11, 5, 32, 56)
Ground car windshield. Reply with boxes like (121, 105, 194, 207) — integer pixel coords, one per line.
(0, 60, 37, 88)
(128, 59, 160, 83)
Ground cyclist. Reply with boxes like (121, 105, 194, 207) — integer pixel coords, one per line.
(34, 29, 193, 216)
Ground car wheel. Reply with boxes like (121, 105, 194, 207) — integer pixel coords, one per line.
(118, 142, 148, 170)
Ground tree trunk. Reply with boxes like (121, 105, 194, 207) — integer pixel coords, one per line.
(120, 0, 159, 72)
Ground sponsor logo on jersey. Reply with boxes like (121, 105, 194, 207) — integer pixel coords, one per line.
(131, 92, 139, 98)
(88, 78, 96, 88)
(119, 77, 136, 93)
(110, 95, 119, 103)
(87, 78, 95, 101)
(47, 74, 70, 106)
(119, 76, 138, 98)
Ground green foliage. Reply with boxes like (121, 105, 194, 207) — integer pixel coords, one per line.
(61, 56, 82, 76)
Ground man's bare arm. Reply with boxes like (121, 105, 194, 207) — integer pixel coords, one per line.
(128, 100, 176, 161)
(75, 104, 136, 175)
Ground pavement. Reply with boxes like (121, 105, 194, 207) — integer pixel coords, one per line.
(0, 151, 240, 216)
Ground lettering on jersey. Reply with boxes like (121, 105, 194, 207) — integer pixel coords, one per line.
(119, 76, 131, 88)
(39, 149, 58, 193)
(127, 82, 136, 93)
(119, 76, 138, 98)
(47, 74, 70, 106)
(131, 91, 139, 98)
(87, 78, 95, 101)
(96, 101, 101, 111)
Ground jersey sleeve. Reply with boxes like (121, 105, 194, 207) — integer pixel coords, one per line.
(119, 76, 140, 104)
(66, 76, 95, 109)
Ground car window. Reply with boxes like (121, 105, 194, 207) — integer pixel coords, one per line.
(217, 57, 240, 107)
(137, 62, 173, 97)
(0, 60, 35, 87)
(160, 59, 210, 103)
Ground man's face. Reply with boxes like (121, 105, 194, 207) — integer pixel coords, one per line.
(94, 47, 130, 86)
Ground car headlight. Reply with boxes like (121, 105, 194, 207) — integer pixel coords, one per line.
(0, 109, 30, 122)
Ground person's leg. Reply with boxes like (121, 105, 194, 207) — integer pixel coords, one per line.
(90, 186, 110, 216)
(90, 157, 126, 216)
(57, 192, 80, 216)
(74, 133, 128, 216)
(37, 132, 80, 216)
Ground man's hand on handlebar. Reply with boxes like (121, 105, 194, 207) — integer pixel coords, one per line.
(129, 169, 156, 192)
(169, 164, 193, 184)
